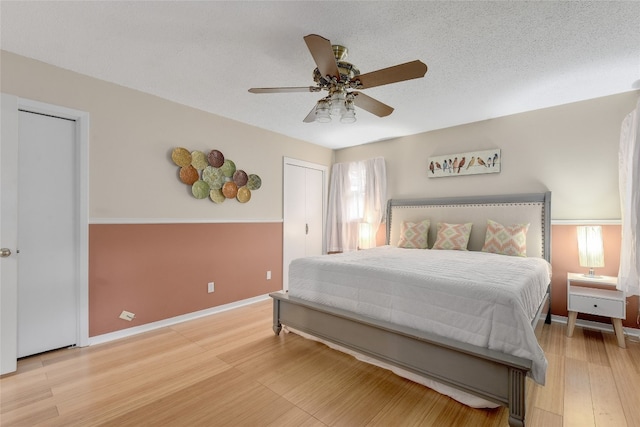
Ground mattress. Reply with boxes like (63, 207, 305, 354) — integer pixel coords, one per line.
(287, 245, 551, 384)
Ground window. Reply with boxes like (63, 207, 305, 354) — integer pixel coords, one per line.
(326, 157, 386, 252)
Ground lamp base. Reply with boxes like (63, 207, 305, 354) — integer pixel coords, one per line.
(582, 268, 602, 279)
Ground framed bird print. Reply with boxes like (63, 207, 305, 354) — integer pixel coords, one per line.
(428, 149, 501, 178)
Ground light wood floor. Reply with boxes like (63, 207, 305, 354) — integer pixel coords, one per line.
(1, 299, 639, 427)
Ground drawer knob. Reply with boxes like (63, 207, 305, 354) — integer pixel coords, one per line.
(594, 304, 598, 307)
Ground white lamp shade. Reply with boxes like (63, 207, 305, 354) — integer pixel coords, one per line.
(577, 225, 605, 268)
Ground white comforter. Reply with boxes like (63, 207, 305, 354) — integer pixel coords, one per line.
(288, 246, 551, 384)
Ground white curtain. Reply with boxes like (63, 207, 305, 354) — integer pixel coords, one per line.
(618, 96, 640, 297)
(326, 162, 356, 252)
(326, 157, 387, 252)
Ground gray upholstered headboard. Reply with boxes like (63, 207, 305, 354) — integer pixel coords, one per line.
(386, 192, 551, 261)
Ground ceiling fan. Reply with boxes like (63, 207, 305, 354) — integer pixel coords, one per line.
(248, 34, 428, 124)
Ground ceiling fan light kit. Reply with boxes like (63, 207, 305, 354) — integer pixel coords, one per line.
(249, 34, 427, 124)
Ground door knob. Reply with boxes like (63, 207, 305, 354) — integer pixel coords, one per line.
(0, 248, 11, 258)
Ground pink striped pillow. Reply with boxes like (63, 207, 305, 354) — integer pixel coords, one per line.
(481, 219, 529, 257)
(397, 220, 430, 249)
(432, 222, 473, 250)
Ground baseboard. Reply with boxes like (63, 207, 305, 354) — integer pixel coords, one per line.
(551, 315, 640, 341)
(87, 294, 271, 346)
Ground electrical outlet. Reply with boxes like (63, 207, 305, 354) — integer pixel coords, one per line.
(119, 310, 135, 321)
(266, 270, 271, 280)
(208, 282, 215, 293)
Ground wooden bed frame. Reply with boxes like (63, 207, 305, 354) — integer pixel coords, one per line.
(271, 192, 552, 427)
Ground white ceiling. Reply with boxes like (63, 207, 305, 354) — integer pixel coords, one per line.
(1, 1, 639, 150)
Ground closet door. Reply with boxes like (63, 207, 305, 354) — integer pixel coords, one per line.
(16, 110, 78, 358)
(304, 167, 323, 257)
(283, 158, 326, 291)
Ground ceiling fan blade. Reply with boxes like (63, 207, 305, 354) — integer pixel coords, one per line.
(304, 34, 340, 82)
(303, 105, 317, 123)
(356, 60, 427, 89)
(352, 92, 394, 117)
(248, 87, 320, 94)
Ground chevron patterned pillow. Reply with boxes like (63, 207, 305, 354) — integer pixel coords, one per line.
(481, 219, 530, 257)
(397, 219, 431, 249)
(432, 222, 473, 250)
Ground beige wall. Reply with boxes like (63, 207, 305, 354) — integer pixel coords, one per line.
(335, 91, 639, 220)
(4, 48, 635, 221)
(1, 50, 333, 220)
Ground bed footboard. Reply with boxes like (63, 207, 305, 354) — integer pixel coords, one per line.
(271, 291, 532, 427)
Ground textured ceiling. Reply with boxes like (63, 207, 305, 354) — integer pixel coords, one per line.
(1, 1, 639, 149)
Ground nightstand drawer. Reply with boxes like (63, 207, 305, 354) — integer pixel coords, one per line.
(569, 294, 624, 318)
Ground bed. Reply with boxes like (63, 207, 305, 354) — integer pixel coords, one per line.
(270, 192, 551, 427)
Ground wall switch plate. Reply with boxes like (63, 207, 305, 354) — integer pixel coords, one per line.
(266, 271, 271, 280)
(119, 310, 135, 321)
(208, 282, 215, 293)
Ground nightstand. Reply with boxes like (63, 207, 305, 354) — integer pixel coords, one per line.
(566, 272, 626, 348)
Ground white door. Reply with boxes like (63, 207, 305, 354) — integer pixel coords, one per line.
(1, 95, 20, 373)
(16, 110, 78, 357)
(304, 167, 323, 256)
(1, 95, 88, 372)
(283, 164, 306, 284)
(283, 158, 326, 291)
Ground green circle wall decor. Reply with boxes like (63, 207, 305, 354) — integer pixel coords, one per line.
(190, 150, 208, 170)
(202, 166, 225, 190)
(210, 189, 226, 204)
(191, 180, 210, 199)
(220, 159, 236, 178)
(246, 174, 262, 190)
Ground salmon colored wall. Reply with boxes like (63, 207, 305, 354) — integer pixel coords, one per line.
(89, 222, 282, 336)
(551, 224, 637, 329)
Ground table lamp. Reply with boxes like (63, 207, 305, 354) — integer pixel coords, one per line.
(577, 225, 604, 278)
